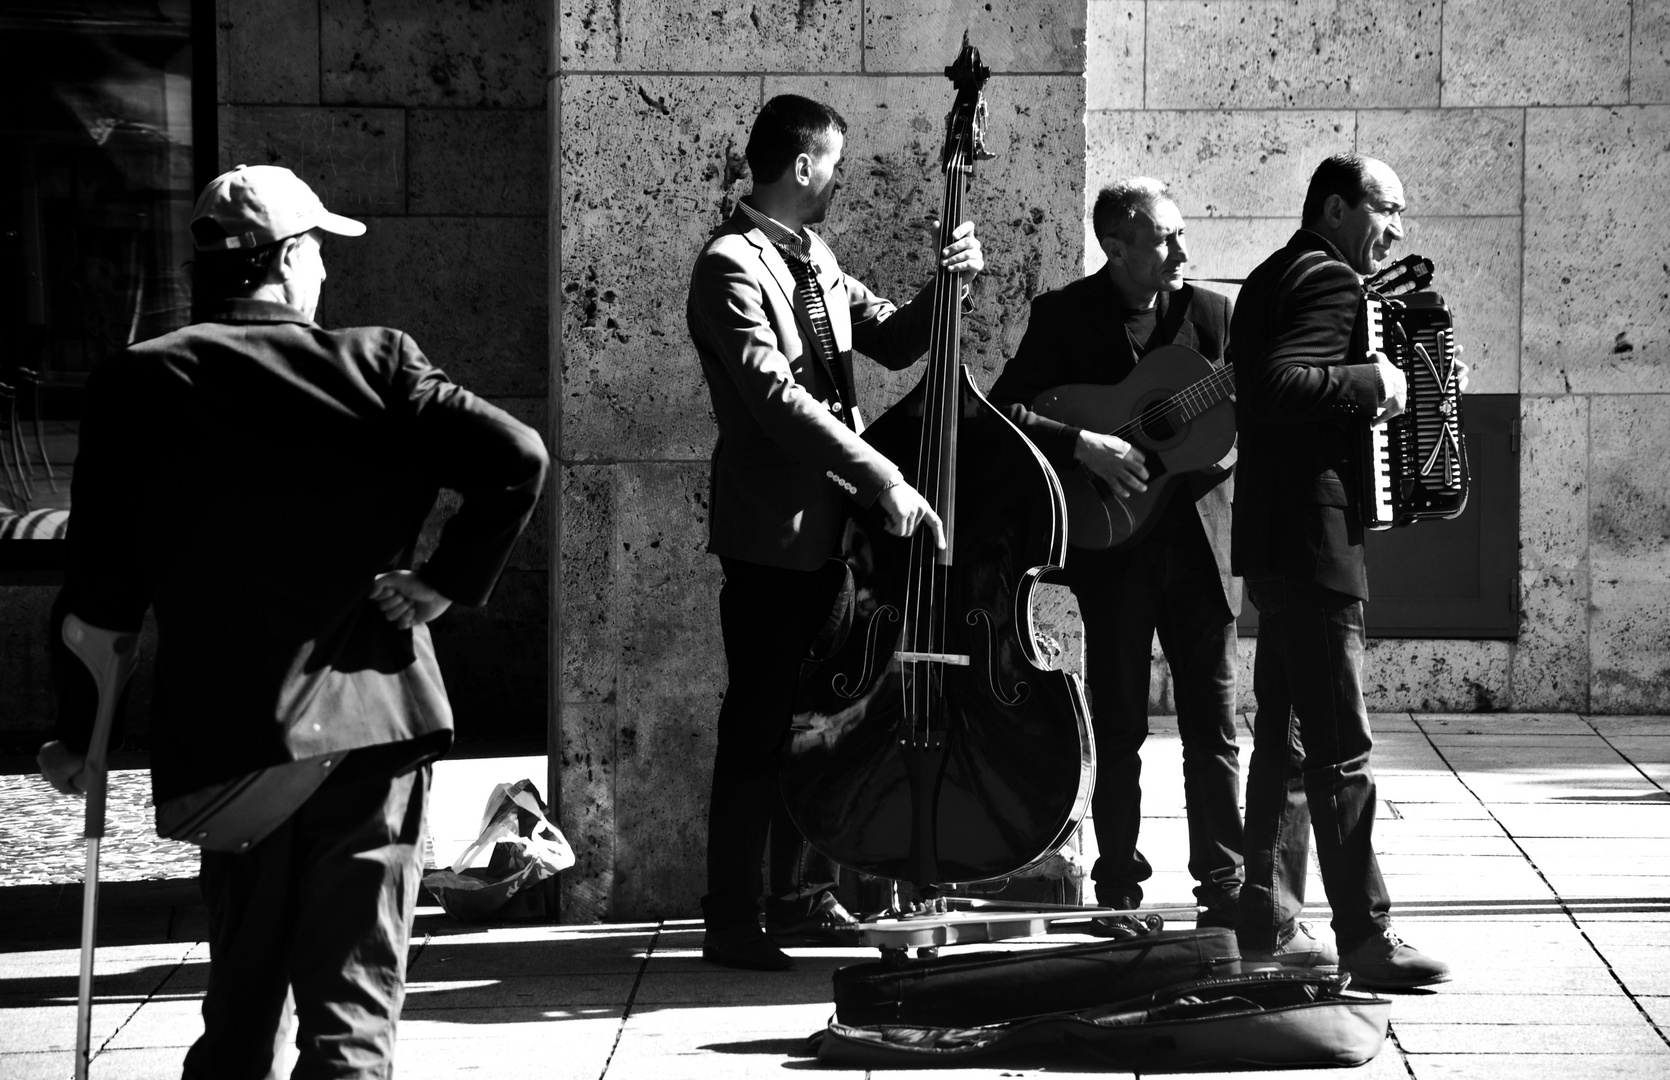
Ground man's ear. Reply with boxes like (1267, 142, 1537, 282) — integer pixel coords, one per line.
(792, 152, 814, 186)
(273, 235, 305, 282)
(1321, 193, 1348, 228)
(1098, 234, 1122, 265)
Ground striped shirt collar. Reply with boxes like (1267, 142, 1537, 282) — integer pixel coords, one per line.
(738, 198, 814, 262)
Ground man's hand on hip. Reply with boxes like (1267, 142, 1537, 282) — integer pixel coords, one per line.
(37, 740, 89, 797)
(371, 571, 454, 629)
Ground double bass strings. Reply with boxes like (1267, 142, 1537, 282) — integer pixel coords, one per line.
(899, 136, 968, 748)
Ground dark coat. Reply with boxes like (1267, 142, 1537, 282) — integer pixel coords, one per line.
(56, 299, 550, 802)
(687, 210, 936, 571)
(1229, 230, 1384, 600)
(987, 274, 1239, 612)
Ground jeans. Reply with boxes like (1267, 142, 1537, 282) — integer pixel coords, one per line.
(1238, 575, 1390, 953)
(702, 557, 844, 930)
(185, 762, 428, 1080)
(1064, 518, 1243, 909)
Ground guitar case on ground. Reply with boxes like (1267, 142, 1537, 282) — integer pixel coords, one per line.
(833, 927, 1241, 1027)
(817, 970, 1391, 1070)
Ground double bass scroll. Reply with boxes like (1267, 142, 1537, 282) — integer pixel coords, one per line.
(779, 37, 1095, 891)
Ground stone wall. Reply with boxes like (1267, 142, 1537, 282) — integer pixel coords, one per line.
(218, 0, 553, 742)
(556, 1, 1090, 920)
(1086, 0, 1670, 715)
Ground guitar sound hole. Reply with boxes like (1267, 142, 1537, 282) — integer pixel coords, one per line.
(1138, 412, 1177, 442)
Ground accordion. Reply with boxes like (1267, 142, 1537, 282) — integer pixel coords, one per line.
(1359, 286, 1468, 529)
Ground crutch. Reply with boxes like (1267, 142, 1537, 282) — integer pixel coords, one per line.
(61, 614, 139, 1080)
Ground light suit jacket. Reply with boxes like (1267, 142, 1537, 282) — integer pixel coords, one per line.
(687, 207, 936, 571)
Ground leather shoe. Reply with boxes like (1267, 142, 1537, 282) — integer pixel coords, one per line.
(1087, 891, 1143, 938)
(764, 890, 860, 946)
(1341, 927, 1451, 989)
(702, 923, 793, 971)
(1240, 921, 1339, 970)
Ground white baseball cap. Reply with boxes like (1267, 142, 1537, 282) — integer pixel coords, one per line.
(190, 164, 366, 251)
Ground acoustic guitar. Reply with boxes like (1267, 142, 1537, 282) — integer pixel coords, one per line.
(1031, 344, 1234, 551)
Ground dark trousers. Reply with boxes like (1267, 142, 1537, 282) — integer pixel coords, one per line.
(702, 556, 843, 931)
(1063, 518, 1243, 908)
(184, 763, 428, 1080)
(1238, 576, 1390, 953)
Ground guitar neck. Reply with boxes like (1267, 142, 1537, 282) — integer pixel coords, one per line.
(1170, 364, 1236, 423)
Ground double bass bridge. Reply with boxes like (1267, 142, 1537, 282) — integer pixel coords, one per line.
(895, 651, 969, 665)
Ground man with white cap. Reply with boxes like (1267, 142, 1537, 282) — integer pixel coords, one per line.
(38, 164, 549, 1077)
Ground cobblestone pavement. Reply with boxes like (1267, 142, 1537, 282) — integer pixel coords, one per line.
(0, 769, 199, 885)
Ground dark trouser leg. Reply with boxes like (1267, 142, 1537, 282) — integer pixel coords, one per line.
(702, 557, 842, 931)
(1066, 548, 1157, 905)
(185, 764, 428, 1080)
(1152, 528, 1243, 909)
(1239, 577, 1389, 952)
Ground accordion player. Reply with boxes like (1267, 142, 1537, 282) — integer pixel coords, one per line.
(1358, 281, 1469, 529)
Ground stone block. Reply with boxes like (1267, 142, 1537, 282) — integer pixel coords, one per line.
(1636, 0, 1670, 103)
(1357, 109, 1523, 216)
(218, 107, 405, 216)
(319, 216, 547, 397)
(1144, 0, 1441, 109)
(1087, 110, 1353, 218)
(1086, 1, 1143, 110)
(560, 465, 618, 703)
(1520, 396, 1588, 570)
(608, 464, 724, 920)
(765, 74, 1085, 399)
(1512, 565, 1589, 711)
(864, 0, 1084, 73)
(1173, 217, 1304, 306)
(1589, 396, 1670, 713)
(1392, 216, 1519, 394)
(557, 701, 617, 923)
(217, 0, 319, 105)
(1590, 396, 1670, 568)
(560, 75, 757, 462)
(428, 568, 547, 739)
(1523, 107, 1670, 394)
(321, 0, 548, 107)
(410, 109, 546, 216)
(1361, 638, 1511, 711)
(560, 0, 860, 72)
(1441, 0, 1630, 106)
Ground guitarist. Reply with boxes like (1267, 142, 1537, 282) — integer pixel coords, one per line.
(988, 178, 1242, 935)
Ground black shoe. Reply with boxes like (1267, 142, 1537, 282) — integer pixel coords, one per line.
(1341, 927, 1451, 990)
(702, 923, 794, 971)
(1196, 888, 1240, 931)
(1087, 890, 1142, 938)
(764, 890, 860, 946)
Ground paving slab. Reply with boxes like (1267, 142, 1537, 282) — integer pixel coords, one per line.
(1412, 1053, 1670, 1078)
(1387, 992, 1645, 1024)
(1393, 1020, 1669, 1053)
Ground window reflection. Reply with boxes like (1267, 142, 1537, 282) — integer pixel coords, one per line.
(0, 2, 196, 553)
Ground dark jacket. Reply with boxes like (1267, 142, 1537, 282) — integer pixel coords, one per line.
(687, 209, 935, 571)
(987, 275, 1238, 611)
(56, 299, 550, 802)
(1229, 230, 1383, 600)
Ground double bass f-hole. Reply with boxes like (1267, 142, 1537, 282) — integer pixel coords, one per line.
(830, 604, 900, 700)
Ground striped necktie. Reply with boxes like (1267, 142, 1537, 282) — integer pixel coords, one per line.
(783, 254, 841, 375)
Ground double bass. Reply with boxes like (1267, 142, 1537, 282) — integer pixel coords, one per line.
(779, 40, 1094, 890)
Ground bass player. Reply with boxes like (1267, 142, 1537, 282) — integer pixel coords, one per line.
(988, 177, 1243, 937)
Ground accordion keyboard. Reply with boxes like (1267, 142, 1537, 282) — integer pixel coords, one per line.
(1362, 296, 1395, 527)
